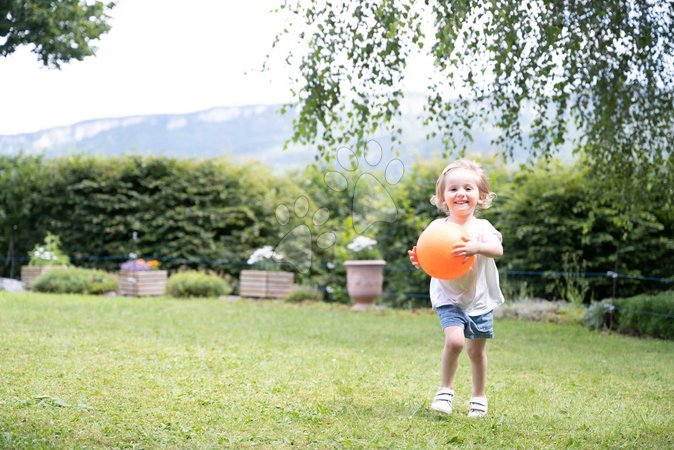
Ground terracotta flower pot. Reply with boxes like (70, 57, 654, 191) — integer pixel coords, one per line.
(344, 260, 386, 311)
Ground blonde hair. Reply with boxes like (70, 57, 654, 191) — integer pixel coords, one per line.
(430, 159, 496, 215)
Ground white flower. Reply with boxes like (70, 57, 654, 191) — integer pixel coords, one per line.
(33, 247, 56, 261)
(347, 236, 377, 253)
(247, 246, 284, 265)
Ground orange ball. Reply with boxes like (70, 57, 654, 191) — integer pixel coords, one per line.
(416, 221, 475, 280)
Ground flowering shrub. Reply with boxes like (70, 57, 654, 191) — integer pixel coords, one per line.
(120, 254, 160, 272)
(247, 246, 283, 269)
(346, 236, 382, 260)
(28, 232, 70, 266)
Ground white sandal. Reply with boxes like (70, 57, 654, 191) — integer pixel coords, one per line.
(431, 388, 454, 414)
(468, 397, 488, 417)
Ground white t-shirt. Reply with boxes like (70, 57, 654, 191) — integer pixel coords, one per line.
(429, 217, 505, 316)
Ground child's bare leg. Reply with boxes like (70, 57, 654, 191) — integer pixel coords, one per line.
(441, 326, 465, 388)
(466, 338, 488, 397)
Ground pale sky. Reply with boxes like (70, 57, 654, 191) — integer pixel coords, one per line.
(0, 0, 294, 135)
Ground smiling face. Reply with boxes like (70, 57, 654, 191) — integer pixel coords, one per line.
(442, 168, 482, 219)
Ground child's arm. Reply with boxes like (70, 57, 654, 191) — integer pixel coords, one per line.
(452, 235, 503, 259)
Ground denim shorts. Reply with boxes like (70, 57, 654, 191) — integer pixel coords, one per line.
(436, 304, 494, 339)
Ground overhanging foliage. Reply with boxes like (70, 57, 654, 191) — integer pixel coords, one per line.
(273, 0, 673, 192)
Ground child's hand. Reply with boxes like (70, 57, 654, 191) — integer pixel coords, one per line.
(453, 234, 504, 259)
(452, 236, 480, 261)
(407, 246, 420, 269)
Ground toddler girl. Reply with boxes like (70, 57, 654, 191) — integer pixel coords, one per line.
(408, 159, 504, 417)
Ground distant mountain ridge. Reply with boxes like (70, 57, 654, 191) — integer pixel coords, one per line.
(0, 104, 311, 164)
(0, 97, 548, 168)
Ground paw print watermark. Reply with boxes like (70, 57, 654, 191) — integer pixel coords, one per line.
(273, 196, 336, 275)
(324, 140, 404, 234)
(270, 139, 404, 274)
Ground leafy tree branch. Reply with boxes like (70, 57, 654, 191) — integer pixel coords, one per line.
(273, 0, 673, 190)
(0, 0, 116, 68)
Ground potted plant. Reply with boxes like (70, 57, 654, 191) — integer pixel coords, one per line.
(21, 232, 70, 290)
(239, 246, 294, 299)
(118, 254, 167, 296)
(344, 236, 386, 311)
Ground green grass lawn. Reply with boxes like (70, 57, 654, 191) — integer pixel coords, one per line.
(1, 292, 672, 449)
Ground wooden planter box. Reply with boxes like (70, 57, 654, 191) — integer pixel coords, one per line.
(239, 270, 294, 299)
(21, 265, 66, 290)
(118, 270, 167, 296)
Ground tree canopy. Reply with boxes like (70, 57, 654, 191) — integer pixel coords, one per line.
(274, 0, 673, 190)
(0, 0, 115, 68)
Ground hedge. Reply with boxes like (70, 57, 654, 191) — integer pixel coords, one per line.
(1, 155, 278, 279)
(2, 154, 672, 306)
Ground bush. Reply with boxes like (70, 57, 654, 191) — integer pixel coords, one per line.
(613, 292, 674, 339)
(32, 267, 118, 295)
(581, 300, 616, 331)
(284, 287, 323, 303)
(166, 271, 231, 298)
